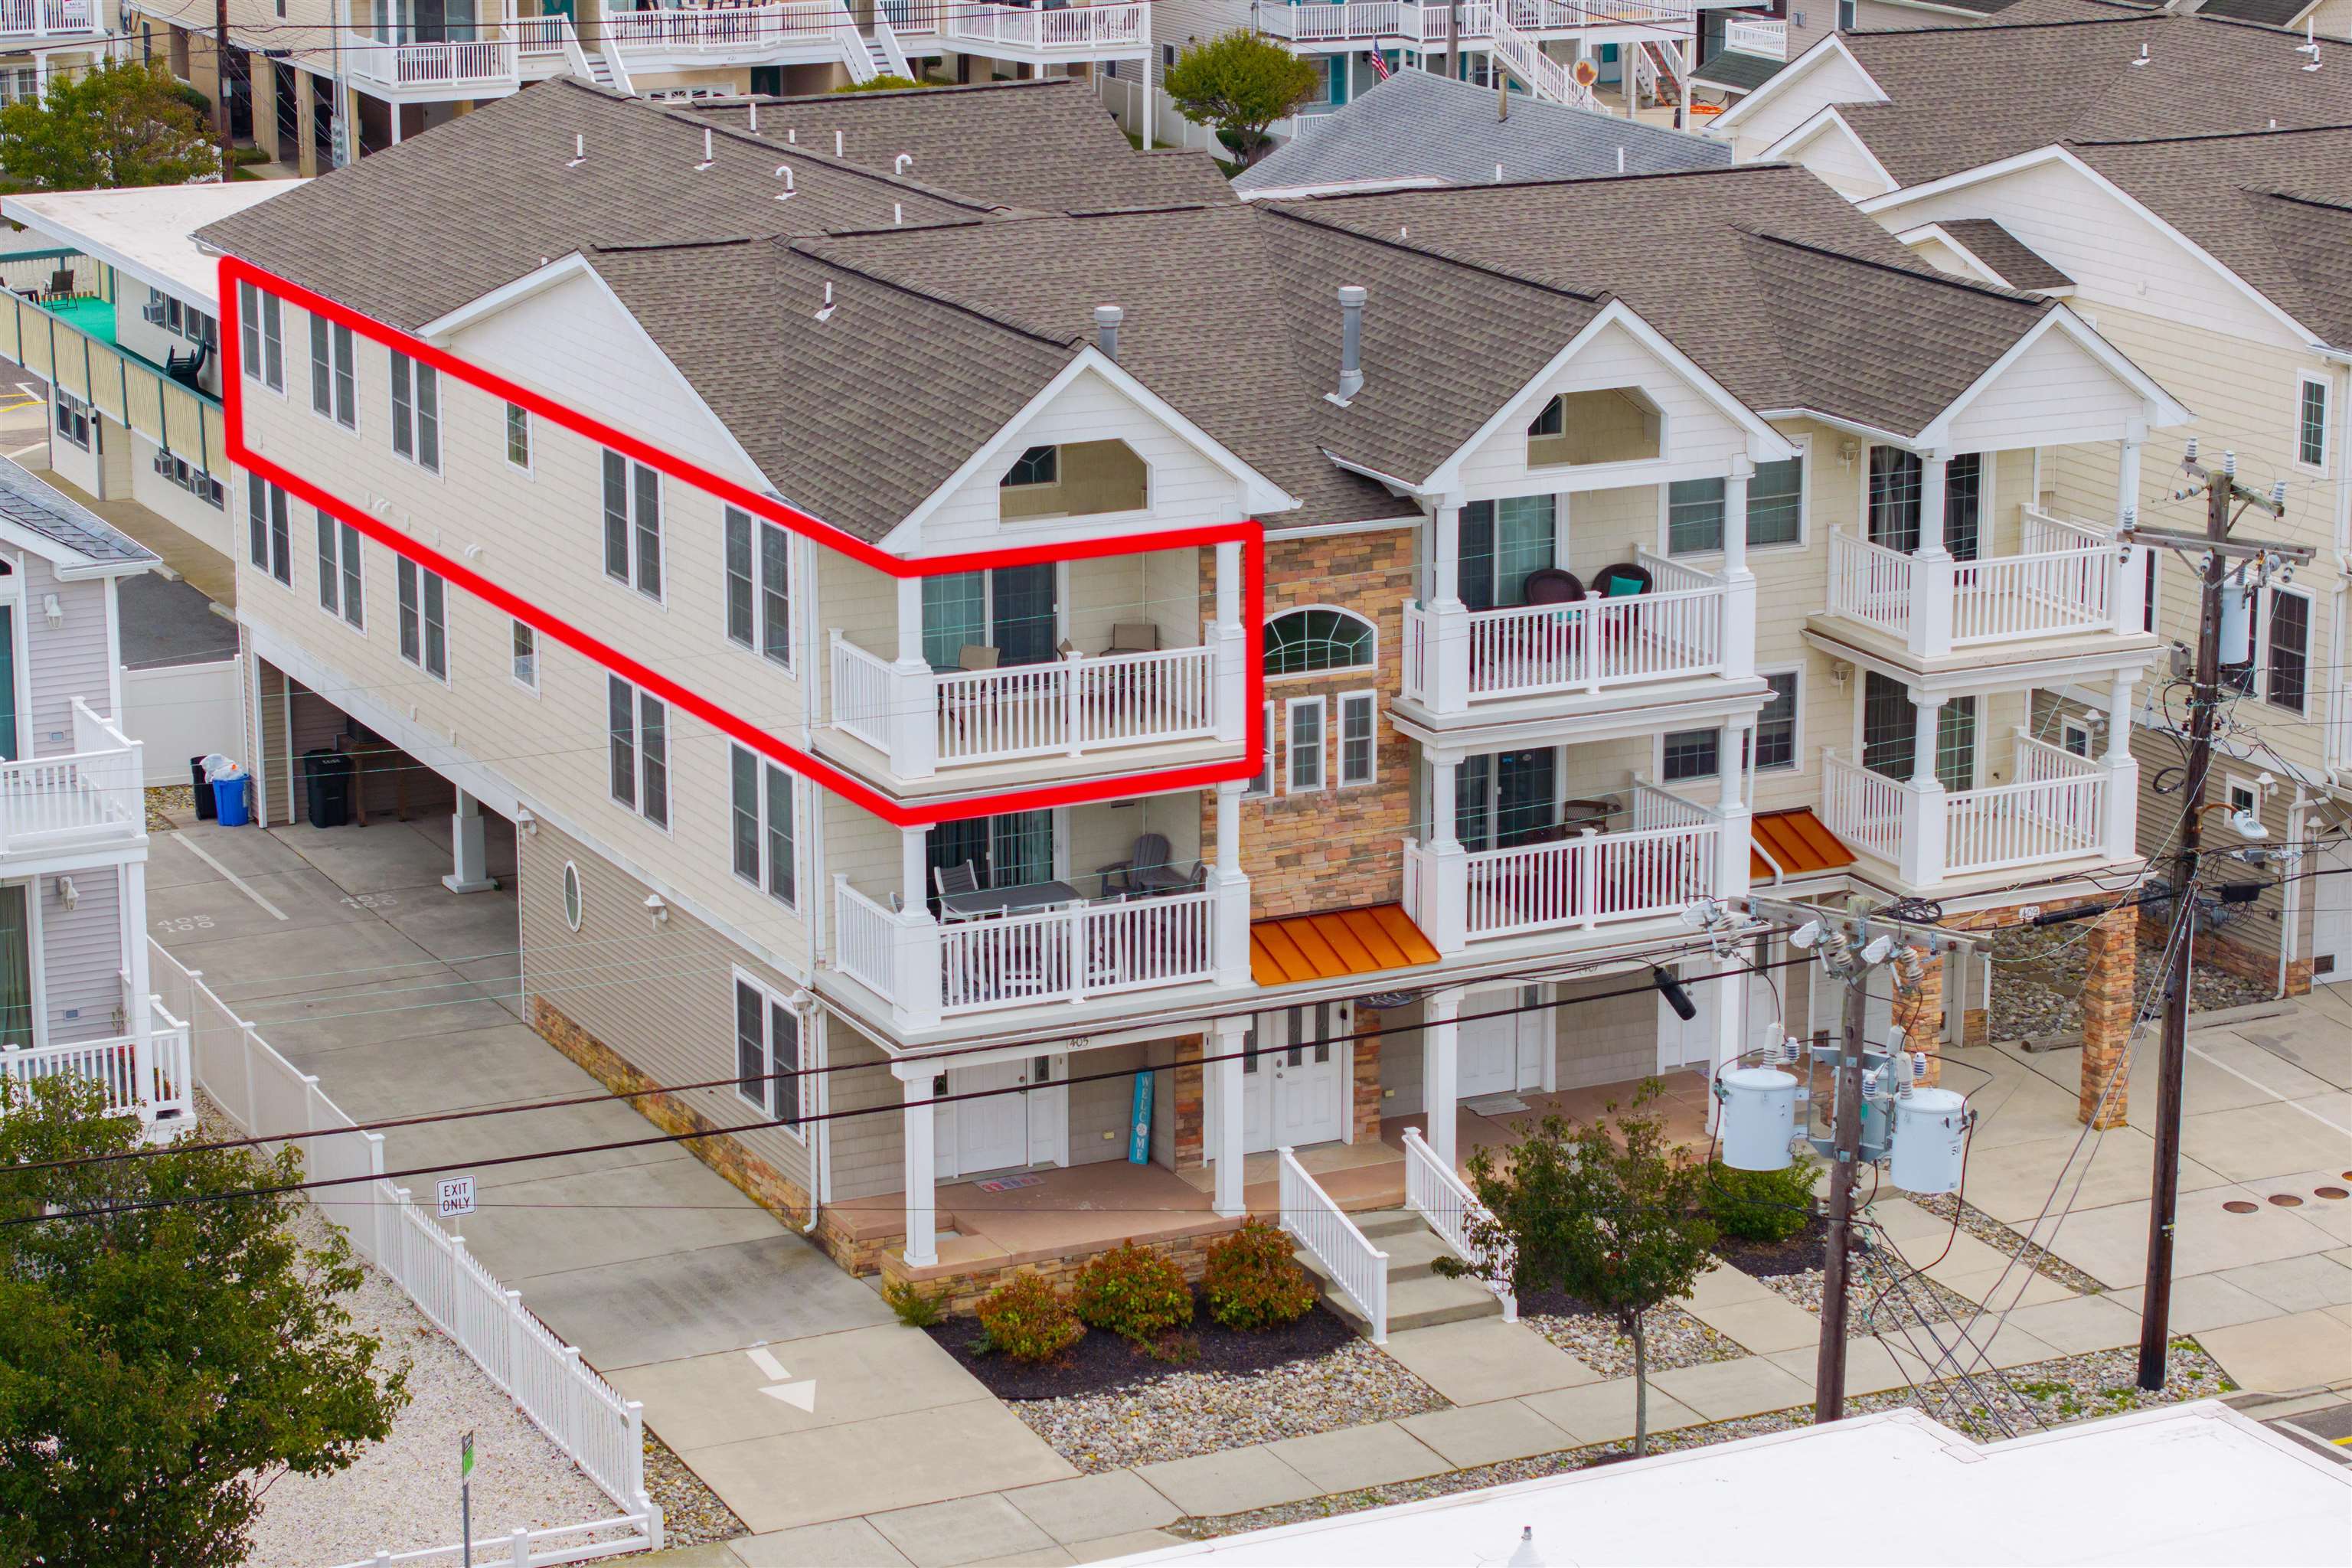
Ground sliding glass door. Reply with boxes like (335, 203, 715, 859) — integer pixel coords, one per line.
(0, 884, 31, 1047)
(1867, 449, 1983, 561)
(922, 564, 1059, 670)
(1453, 749, 1557, 852)
(1455, 496, 1556, 612)
(926, 809, 1054, 894)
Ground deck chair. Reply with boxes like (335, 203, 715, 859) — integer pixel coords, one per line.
(933, 861, 980, 898)
(44, 269, 72, 300)
(956, 644, 1000, 671)
(1104, 622, 1161, 655)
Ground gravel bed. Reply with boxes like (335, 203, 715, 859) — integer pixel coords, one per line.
(1521, 1301, 1743, 1377)
(1988, 925, 2266, 1043)
(1007, 1338, 1447, 1473)
(145, 782, 193, 831)
(1906, 1193, 2107, 1295)
(1165, 1341, 2233, 1540)
(927, 1298, 1357, 1400)
(244, 1204, 626, 1568)
(642, 1427, 746, 1548)
(1759, 1256, 1981, 1337)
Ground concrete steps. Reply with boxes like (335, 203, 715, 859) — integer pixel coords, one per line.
(1293, 1207, 1506, 1339)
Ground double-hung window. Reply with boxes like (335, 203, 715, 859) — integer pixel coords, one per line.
(724, 508, 791, 667)
(237, 280, 283, 391)
(1751, 670, 1799, 771)
(602, 451, 663, 599)
(1669, 671, 1799, 779)
(396, 558, 448, 679)
(389, 351, 440, 472)
(1285, 697, 1325, 793)
(511, 620, 538, 691)
(309, 317, 356, 428)
(315, 510, 362, 628)
(505, 403, 531, 470)
(729, 744, 798, 906)
(608, 676, 668, 827)
(733, 972, 805, 1130)
(1338, 691, 1377, 786)
(2265, 589, 2309, 714)
(52, 391, 89, 452)
(1661, 727, 1719, 782)
(2298, 375, 2329, 470)
(246, 475, 291, 584)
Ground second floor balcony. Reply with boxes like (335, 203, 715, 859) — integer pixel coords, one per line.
(934, 0, 1149, 58)
(0, 701, 148, 861)
(0, 0, 100, 38)
(1257, 0, 1691, 44)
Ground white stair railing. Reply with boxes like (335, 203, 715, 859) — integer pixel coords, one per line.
(1488, 5, 1598, 109)
(1402, 1127, 1515, 1321)
(834, 0, 877, 81)
(872, 15, 912, 77)
(1279, 1147, 1387, 1342)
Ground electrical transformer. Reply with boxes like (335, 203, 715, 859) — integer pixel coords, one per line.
(1717, 1066, 1798, 1171)
(1890, 1086, 1968, 1194)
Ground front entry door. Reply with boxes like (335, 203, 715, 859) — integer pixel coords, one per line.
(2314, 840, 2351, 985)
(1459, 986, 1545, 1098)
(1240, 1002, 1349, 1153)
(940, 1060, 1029, 1178)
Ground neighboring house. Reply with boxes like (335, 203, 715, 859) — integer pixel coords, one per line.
(1233, 67, 1730, 198)
(0, 458, 179, 1135)
(10, 79, 2184, 1311)
(0, 0, 115, 113)
(1710, 0, 2352, 992)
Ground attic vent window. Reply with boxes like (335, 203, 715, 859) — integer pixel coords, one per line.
(1002, 446, 1057, 488)
(1527, 387, 1662, 466)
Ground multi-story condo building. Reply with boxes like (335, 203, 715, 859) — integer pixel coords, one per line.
(7, 77, 2184, 1312)
(0, 0, 113, 109)
(1711, 0, 2352, 995)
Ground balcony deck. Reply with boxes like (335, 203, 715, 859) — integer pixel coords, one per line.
(0, 702, 146, 862)
(0, 998, 193, 1138)
(1822, 737, 2115, 887)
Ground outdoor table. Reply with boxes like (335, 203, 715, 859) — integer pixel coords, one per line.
(937, 880, 1085, 920)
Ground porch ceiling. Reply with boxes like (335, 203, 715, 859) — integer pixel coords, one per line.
(1250, 903, 1439, 987)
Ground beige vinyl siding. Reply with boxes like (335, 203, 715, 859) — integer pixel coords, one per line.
(1069, 1040, 1148, 1167)
(824, 1013, 901, 1202)
(1553, 972, 1662, 1090)
(255, 658, 295, 826)
(519, 816, 817, 1197)
(1721, 46, 1890, 162)
(40, 864, 122, 1044)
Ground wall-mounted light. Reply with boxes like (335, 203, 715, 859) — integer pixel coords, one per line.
(644, 892, 668, 929)
(55, 875, 77, 911)
(516, 807, 538, 837)
(41, 593, 60, 629)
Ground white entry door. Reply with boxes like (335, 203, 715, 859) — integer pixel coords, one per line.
(940, 1060, 1029, 1178)
(1459, 985, 1545, 1098)
(1240, 1002, 1349, 1153)
(2315, 839, 2352, 986)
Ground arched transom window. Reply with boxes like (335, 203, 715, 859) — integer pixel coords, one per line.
(1265, 607, 1376, 677)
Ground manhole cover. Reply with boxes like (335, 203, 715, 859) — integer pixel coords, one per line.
(2222, 1200, 2259, 1214)
(2316, 1187, 2348, 1200)
(2268, 1194, 2305, 1207)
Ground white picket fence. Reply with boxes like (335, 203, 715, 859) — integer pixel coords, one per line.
(145, 938, 663, 1564)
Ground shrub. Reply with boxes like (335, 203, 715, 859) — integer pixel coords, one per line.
(1070, 1241, 1194, 1342)
(835, 73, 926, 92)
(1702, 1154, 1820, 1243)
(974, 1272, 1084, 1362)
(1201, 1218, 1316, 1331)
(881, 1277, 943, 1329)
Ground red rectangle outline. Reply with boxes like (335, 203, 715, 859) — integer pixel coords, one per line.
(217, 256, 1266, 828)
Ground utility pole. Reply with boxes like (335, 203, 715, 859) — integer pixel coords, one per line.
(1813, 897, 1870, 1419)
(2131, 451, 2305, 1390)
(1447, 0, 1459, 91)
(213, 0, 234, 183)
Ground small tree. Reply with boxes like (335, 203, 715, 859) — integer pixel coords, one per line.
(1438, 1083, 1717, 1456)
(0, 60, 217, 194)
(1162, 31, 1319, 165)
(0, 1076, 407, 1565)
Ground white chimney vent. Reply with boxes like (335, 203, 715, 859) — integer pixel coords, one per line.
(1332, 285, 1367, 403)
(1094, 305, 1122, 361)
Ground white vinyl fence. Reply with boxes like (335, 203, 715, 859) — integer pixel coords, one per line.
(122, 655, 243, 788)
(147, 938, 663, 1564)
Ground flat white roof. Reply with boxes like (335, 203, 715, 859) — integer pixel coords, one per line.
(2, 181, 302, 315)
(1115, 1403, 2352, 1566)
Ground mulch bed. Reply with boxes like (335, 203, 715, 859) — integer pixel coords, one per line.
(1710, 1215, 1841, 1279)
(923, 1296, 1357, 1401)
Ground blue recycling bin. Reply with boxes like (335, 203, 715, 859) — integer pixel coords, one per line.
(211, 773, 252, 828)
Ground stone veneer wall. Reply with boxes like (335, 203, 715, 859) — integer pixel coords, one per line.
(1947, 896, 2140, 1128)
(1204, 529, 1419, 920)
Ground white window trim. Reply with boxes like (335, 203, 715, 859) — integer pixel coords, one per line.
(1753, 665, 1803, 775)
(1659, 437, 1813, 560)
(2223, 772, 2262, 835)
(1243, 701, 1274, 799)
(510, 618, 540, 695)
(1284, 695, 1327, 794)
(2295, 371, 2331, 475)
(1655, 722, 1723, 783)
(603, 450, 668, 607)
(2262, 583, 2311, 715)
(387, 348, 443, 479)
(315, 510, 363, 632)
(2060, 717, 2096, 758)
(608, 675, 673, 834)
(396, 557, 451, 684)
(725, 507, 794, 675)
(505, 402, 533, 475)
(560, 860, 584, 930)
(1265, 603, 1378, 684)
(732, 965, 810, 1138)
(238, 281, 286, 397)
(247, 475, 292, 588)
(307, 315, 358, 433)
(729, 742, 801, 913)
(1338, 688, 1377, 787)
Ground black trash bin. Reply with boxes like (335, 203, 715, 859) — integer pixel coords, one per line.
(302, 749, 354, 828)
(190, 756, 217, 820)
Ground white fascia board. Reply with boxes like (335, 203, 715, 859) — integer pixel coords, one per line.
(1707, 33, 1888, 139)
(1236, 175, 1449, 202)
(881, 345, 1300, 554)
(1, 207, 214, 318)
(416, 252, 596, 338)
(1757, 106, 1900, 196)
(1916, 303, 2193, 448)
(1862, 146, 2334, 351)
(1419, 299, 1796, 499)
(1758, 407, 1922, 446)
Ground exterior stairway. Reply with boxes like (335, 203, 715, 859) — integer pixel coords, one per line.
(1295, 1207, 1505, 1338)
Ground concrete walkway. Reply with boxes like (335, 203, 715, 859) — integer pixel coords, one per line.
(150, 812, 2352, 1563)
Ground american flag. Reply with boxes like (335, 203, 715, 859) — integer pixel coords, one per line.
(1364, 48, 1391, 80)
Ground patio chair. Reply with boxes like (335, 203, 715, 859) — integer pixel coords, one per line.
(1102, 622, 1161, 655)
(1522, 568, 1583, 605)
(43, 269, 72, 300)
(1098, 832, 1193, 897)
(933, 861, 980, 899)
(956, 644, 1000, 671)
(165, 342, 209, 390)
(1591, 562, 1652, 597)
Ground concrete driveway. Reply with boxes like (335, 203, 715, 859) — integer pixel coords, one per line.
(151, 814, 1089, 1537)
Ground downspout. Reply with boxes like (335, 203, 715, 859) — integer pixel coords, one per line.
(2279, 783, 2307, 998)
(802, 530, 827, 1233)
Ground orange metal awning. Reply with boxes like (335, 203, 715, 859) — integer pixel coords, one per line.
(1250, 903, 1440, 988)
(1750, 808, 1857, 880)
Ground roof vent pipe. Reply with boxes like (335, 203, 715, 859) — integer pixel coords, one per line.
(1094, 304, 1122, 360)
(1336, 285, 1367, 402)
(896, 152, 913, 175)
(835, 129, 845, 156)
(749, 101, 759, 132)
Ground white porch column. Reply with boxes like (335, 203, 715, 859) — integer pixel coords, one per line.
(442, 789, 498, 893)
(122, 858, 153, 1115)
(1899, 691, 1949, 887)
(893, 825, 942, 1029)
(2114, 424, 2144, 534)
(890, 574, 937, 778)
(1422, 750, 1468, 952)
(1715, 718, 1753, 902)
(899, 1066, 938, 1268)
(1909, 451, 1955, 658)
(1210, 779, 1252, 986)
(1423, 988, 1461, 1170)
(2102, 672, 2141, 862)
(1211, 1013, 1248, 1217)
(1720, 457, 1757, 679)
(900, 825, 929, 911)
(1212, 537, 1246, 743)
(1428, 501, 1472, 710)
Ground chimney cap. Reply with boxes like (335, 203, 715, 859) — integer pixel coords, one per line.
(1093, 304, 1124, 326)
(1338, 284, 1368, 305)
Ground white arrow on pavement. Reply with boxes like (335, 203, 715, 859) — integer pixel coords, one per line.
(745, 1346, 815, 1412)
(746, 1347, 789, 1382)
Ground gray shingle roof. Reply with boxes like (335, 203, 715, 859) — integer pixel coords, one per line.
(1932, 217, 2073, 291)
(689, 79, 1234, 213)
(1232, 70, 1727, 195)
(0, 456, 157, 567)
(2191, 0, 2308, 25)
(1691, 49, 1791, 94)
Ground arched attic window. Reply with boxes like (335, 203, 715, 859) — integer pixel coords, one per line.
(1265, 606, 1376, 677)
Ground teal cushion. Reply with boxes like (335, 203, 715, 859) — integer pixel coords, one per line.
(1605, 576, 1645, 597)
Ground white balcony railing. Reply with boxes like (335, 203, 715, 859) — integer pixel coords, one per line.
(834, 879, 1220, 1021)
(1720, 16, 1785, 57)
(515, 11, 572, 53)
(1405, 801, 1721, 948)
(0, 998, 191, 1129)
(830, 635, 1225, 777)
(0, 0, 95, 35)
(606, 0, 846, 57)
(942, 0, 1147, 52)
(1257, 0, 1685, 40)
(1824, 740, 2110, 885)
(343, 32, 519, 89)
(1825, 517, 2135, 657)
(0, 699, 145, 857)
